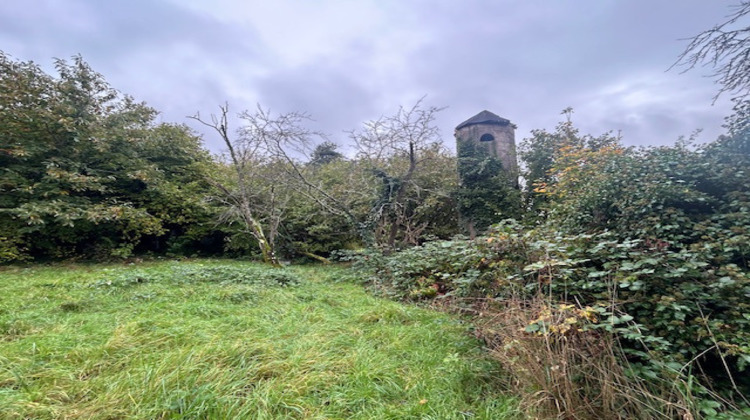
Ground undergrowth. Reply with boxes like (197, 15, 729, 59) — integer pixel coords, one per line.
(343, 221, 750, 419)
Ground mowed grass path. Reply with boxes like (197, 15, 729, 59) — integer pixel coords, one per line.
(0, 261, 517, 419)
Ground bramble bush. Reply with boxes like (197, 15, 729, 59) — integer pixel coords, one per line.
(347, 114, 750, 417)
(348, 223, 749, 417)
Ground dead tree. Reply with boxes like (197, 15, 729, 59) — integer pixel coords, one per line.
(672, 1, 750, 101)
(190, 105, 283, 266)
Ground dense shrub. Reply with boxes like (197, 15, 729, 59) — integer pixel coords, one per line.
(0, 54, 219, 261)
(339, 234, 503, 300)
(349, 224, 750, 416)
(348, 122, 750, 416)
(456, 141, 523, 233)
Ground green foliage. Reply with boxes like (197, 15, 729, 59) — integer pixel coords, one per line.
(0, 235, 28, 263)
(530, 116, 750, 399)
(1, 63, 460, 261)
(309, 140, 344, 166)
(352, 219, 750, 410)
(518, 108, 621, 217)
(543, 128, 750, 268)
(375, 146, 460, 246)
(457, 141, 522, 232)
(356, 107, 750, 405)
(340, 237, 481, 299)
(279, 158, 363, 259)
(340, 221, 529, 300)
(0, 53, 217, 261)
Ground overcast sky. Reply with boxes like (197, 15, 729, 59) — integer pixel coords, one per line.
(0, 0, 741, 153)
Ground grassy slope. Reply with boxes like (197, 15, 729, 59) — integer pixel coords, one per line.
(0, 260, 517, 419)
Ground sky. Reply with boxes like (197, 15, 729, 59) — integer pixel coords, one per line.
(0, 0, 742, 154)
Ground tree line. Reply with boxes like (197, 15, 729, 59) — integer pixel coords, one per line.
(3, 50, 748, 267)
(0, 53, 481, 263)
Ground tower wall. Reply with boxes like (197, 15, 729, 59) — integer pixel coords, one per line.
(455, 122, 518, 187)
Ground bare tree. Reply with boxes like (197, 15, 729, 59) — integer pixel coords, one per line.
(190, 104, 291, 267)
(236, 107, 367, 236)
(349, 98, 448, 250)
(672, 1, 750, 101)
(194, 104, 372, 262)
(193, 99, 449, 260)
(238, 98, 451, 252)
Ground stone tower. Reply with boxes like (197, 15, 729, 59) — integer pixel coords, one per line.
(455, 110, 519, 186)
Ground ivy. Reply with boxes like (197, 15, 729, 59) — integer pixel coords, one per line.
(456, 141, 522, 233)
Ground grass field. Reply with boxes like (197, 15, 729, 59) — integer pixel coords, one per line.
(0, 260, 517, 419)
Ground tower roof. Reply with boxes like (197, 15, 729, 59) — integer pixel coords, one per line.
(456, 110, 511, 130)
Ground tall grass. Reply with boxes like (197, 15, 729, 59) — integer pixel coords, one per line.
(0, 260, 517, 419)
(471, 295, 742, 420)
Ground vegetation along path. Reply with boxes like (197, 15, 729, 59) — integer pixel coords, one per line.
(0, 260, 517, 419)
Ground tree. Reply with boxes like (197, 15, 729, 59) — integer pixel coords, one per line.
(190, 105, 297, 267)
(277, 165, 359, 261)
(673, 1, 750, 101)
(192, 99, 456, 260)
(128, 123, 220, 256)
(250, 99, 454, 251)
(0, 53, 214, 261)
(348, 99, 451, 250)
(309, 141, 344, 166)
(519, 108, 620, 220)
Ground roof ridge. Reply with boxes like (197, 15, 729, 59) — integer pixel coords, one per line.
(456, 110, 511, 130)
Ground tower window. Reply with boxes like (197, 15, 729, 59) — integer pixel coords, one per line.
(480, 133, 495, 142)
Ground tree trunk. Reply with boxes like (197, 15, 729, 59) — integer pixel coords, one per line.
(299, 251, 331, 264)
(241, 201, 281, 267)
(384, 140, 417, 251)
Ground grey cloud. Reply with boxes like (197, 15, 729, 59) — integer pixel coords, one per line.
(255, 63, 381, 149)
(0, 0, 740, 153)
(1, 0, 261, 61)
(404, 0, 736, 147)
(0, 0, 269, 150)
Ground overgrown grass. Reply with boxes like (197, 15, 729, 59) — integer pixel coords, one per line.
(0, 260, 517, 419)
